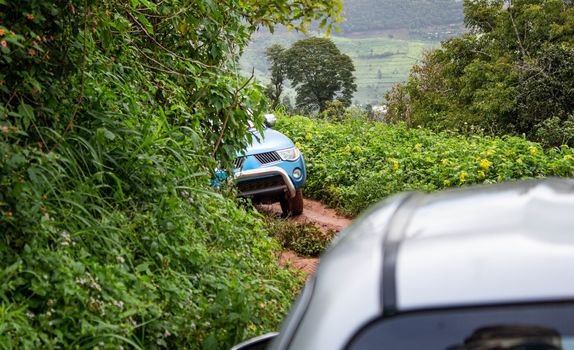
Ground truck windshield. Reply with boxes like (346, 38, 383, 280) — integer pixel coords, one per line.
(347, 303, 574, 350)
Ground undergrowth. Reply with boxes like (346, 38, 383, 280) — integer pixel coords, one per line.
(265, 217, 335, 257)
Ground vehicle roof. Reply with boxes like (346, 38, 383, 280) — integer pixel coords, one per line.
(278, 178, 574, 350)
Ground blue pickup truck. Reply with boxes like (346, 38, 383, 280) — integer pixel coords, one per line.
(229, 114, 306, 216)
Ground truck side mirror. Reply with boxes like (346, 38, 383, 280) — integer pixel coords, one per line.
(264, 114, 277, 128)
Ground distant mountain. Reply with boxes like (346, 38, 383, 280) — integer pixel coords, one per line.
(338, 0, 464, 34)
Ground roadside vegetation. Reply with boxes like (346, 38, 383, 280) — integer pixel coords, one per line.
(0, 0, 342, 348)
(278, 115, 574, 217)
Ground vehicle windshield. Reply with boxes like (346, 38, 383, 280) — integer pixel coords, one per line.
(347, 303, 574, 350)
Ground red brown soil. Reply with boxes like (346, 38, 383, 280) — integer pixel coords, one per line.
(257, 198, 352, 278)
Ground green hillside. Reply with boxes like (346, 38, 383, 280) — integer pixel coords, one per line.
(332, 36, 438, 104)
(339, 0, 464, 34)
(240, 0, 460, 106)
(240, 33, 438, 105)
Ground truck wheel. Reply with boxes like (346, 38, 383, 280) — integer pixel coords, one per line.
(281, 189, 304, 217)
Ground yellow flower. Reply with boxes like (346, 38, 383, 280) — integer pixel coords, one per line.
(295, 141, 302, 149)
(305, 133, 313, 141)
(441, 159, 450, 166)
(477, 170, 486, 178)
(529, 146, 538, 156)
(414, 143, 422, 151)
(564, 155, 574, 161)
(459, 172, 468, 183)
(479, 158, 492, 170)
(443, 180, 451, 187)
(344, 144, 351, 153)
(393, 160, 399, 171)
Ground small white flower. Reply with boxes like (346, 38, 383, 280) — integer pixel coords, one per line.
(116, 256, 125, 264)
(164, 330, 171, 337)
(25, 311, 35, 319)
(60, 231, 71, 246)
(90, 280, 101, 291)
(113, 300, 124, 310)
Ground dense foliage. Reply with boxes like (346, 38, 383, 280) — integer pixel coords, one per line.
(278, 115, 574, 217)
(386, 0, 574, 146)
(339, 0, 463, 33)
(0, 0, 342, 348)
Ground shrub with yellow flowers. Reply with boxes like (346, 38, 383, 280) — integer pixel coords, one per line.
(277, 114, 574, 216)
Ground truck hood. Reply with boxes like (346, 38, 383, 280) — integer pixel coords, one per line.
(242, 128, 295, 156)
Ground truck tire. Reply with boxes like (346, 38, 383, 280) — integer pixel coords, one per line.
(281, 188, 304, 216)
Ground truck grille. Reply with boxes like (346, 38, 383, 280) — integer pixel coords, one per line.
(233, 157, 245, 169)
(254, 151, 281, 164)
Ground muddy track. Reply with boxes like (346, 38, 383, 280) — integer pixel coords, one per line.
(257, 198, 352, 277)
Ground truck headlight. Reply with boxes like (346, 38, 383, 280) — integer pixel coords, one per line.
(277, 147, 301, 161)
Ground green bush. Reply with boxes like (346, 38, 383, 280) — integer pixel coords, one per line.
(266, 218, 334, 257)
(278, 115, 574, 216)
(535, 114, 574, 148)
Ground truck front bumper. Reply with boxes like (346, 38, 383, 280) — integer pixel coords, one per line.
(234, 166, 297, 198)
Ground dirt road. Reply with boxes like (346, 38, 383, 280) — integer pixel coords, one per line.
(258, 198, 352, 277)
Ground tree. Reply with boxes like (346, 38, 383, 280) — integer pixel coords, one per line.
(281, 96, 295, 114)
(284, 37, 357, 112)
(386, 0, 574, 143)
(265, 44, 288, 109)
